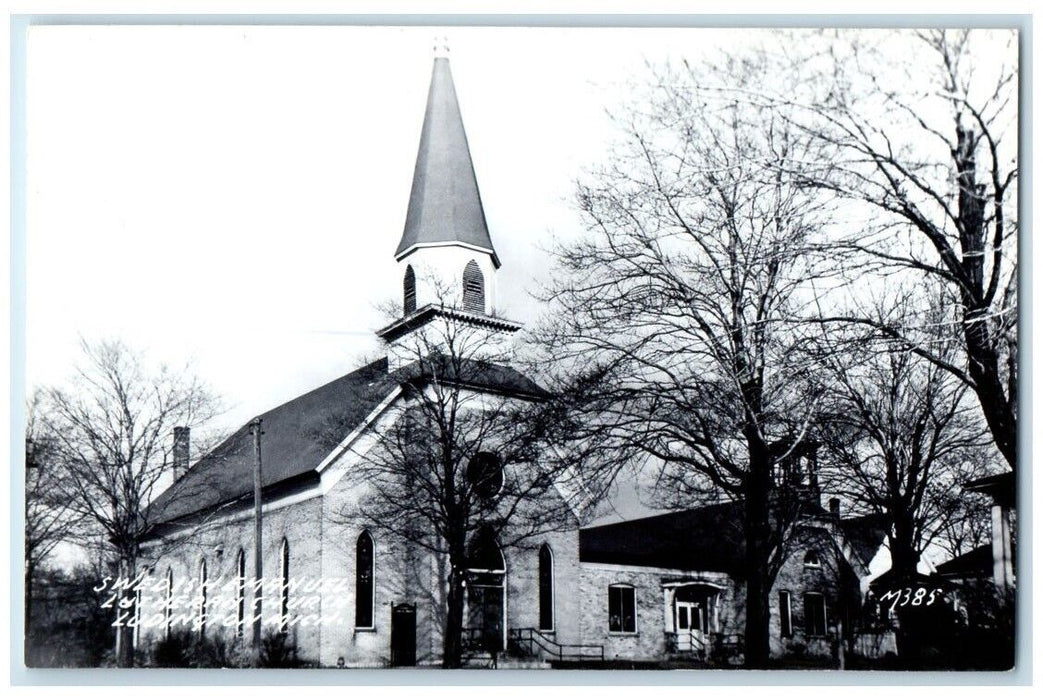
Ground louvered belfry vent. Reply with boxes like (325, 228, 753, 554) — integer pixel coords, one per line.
(462, 260, 484, 312)
(403, 265, 417, 314)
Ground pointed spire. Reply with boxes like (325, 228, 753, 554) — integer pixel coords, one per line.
(396, 51, 500, 268)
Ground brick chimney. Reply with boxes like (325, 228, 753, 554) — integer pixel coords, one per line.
(172, 426, 190, 481)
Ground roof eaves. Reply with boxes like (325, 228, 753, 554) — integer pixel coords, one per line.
(395, 241, 501, 269)
(315, 385, 403, 475)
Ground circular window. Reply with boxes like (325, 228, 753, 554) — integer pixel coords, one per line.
(467, 452, 503, 499)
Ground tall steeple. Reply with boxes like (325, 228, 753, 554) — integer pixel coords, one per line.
(378, 48, 520, 371)
(395, 53, 501, 268)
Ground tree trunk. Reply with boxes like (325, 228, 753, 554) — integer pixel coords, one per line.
(24, 559, 35, 659)
(742, 458, 774, 669)
(888, 527, 920, 665)
(442, 565, 466, 669)
(962, 308, 1017, 468)
(115, 557, 136, 668)
(889, 519, 920, 579)
(954, 124, 1017, 469)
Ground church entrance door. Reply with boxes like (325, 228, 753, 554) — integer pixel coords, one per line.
(466, 580, 505, 653)
(390, 603, 417, 666)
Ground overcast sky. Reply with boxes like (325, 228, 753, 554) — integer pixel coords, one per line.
(26, 25, 767, 434)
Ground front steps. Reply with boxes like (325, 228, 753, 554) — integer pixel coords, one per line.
(461, 652, 551, 669)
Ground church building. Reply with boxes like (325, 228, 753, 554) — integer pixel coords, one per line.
(136, 49, 887, 669)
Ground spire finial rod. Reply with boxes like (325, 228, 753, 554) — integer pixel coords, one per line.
(433, 35, 450, 59)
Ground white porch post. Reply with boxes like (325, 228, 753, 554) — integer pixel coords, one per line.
(991, 503, 1015, 591)
(663, 588, 675, 633)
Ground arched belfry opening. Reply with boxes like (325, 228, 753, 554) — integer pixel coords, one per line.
(403, 265, 417, 315)
(462, 260, 484, 312)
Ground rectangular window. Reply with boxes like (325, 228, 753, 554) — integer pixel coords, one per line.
(608, 585, 636, 633)
(779, 591, 792, 639)
(804, 592, 826, 637)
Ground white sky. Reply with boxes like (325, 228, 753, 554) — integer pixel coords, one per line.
(25, 25, 763, 431)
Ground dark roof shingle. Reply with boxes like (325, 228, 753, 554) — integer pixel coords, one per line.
(934, 544, 997, 578)
(580, 501, 888, 576)
(145, 355, 545, 530)
(839, 512, 890, 567)
(147, 357, 397, 526)
(580, 502, 748, 574)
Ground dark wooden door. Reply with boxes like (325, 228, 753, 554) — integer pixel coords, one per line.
(467, 585, 504, 653)
(390, 603, 417, 667)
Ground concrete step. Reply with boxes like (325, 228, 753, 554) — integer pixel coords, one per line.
(462, 654, 551, 670)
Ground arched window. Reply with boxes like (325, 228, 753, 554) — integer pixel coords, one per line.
(198, 559, 208, 638)
(356, 531, 374, 628)
(462, 260, 484, 312)
(165, 568, 174, 639)
(467, 452, 503, 499)
(235, 549, 246, 638)
(403, 265, 417, 314)
(538, 544, 554, 632)
(804, 550, 821, 569)
(466, 526, 506, 572)
(279, 538, 290, 634)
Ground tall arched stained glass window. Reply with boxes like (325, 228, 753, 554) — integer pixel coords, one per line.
(165, 567, 174, 639)
(356, 531, 374, 628)
(538, 544, 554, 631)
(236, 549, 246, 638)
(279, 539, 290, 634)
(198, 559, 208, 638)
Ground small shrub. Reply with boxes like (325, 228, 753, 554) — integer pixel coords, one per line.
(259, 630, 298, 669)
(153, 629, 194, 667)
(190, 634, 250, 669)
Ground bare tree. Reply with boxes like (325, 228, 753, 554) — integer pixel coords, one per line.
(25, 391, 86, 642)
(39, 338, 219, 667)
(930, 484, 992, 563)
(532, 57, 836, 668)
(815, 289, 995, 578)
(770, 29, 1019, 467)
(327, 288, 576, 668)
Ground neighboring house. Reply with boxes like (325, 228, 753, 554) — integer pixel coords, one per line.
(961, 471, 1016, 592)
(934, 471, 1016, 596)
(578, 497, 886, 663)
(933, 470, 1016, 638)
(134, 50, 887, 668)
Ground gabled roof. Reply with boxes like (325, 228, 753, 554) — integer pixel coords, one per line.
(868, 567, 937, 591)
(839, 512, 890, 567)
(146, 358, 397, 527)
(395, 56, 500, 267)
(934, 544, 997, 579)
(965, 471, 1015, 508)
(580, 501, 748, 574)
(145, 355, 544, 532)
(580, 500, 888, 577)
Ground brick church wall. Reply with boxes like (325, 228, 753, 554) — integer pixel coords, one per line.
(137, 495, 325, 664)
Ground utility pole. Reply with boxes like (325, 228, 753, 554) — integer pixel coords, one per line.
(249, 418, 264, 650)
